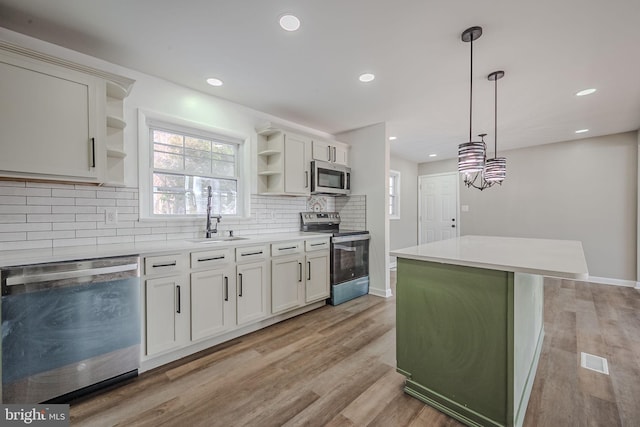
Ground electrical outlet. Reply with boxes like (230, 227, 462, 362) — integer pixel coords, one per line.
(105, 207, 118, 224)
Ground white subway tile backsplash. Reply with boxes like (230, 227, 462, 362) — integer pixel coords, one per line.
(53, 238, 97, 247)
(27, 230, 75, 240)
(52, 189, 96, 198)
(76, 198, 116, 207)
(27, 214, 75, 223)
(53, 222, 97, 231)
(0, 222, 50, 232)
(76, 229, 116, 238)
(27, 197, 75, 206)
(0, 214, 26, 223)
(75, 214, 105, 222)
(0, 187, 51, 197)
(0, 240, 52, 251)
(52, 206, 97, 214)
(0, 205, 51, 214)
(0, 232, 26, 242)
(0, 183, 367, 249)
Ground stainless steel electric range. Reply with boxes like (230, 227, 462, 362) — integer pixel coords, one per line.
(300, 212, 370, 305)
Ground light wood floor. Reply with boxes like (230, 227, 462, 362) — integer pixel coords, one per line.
(70, 274, 640, 426)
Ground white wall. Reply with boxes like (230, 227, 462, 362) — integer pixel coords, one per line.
(337, 123, 391, 297)
(390, 155, 418, 251)
(419, 132, 639, 283)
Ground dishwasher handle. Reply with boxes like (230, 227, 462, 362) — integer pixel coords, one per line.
(5, 263, 139, 287)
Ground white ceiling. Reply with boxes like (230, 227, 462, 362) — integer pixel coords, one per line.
(1, 0, 639, 163)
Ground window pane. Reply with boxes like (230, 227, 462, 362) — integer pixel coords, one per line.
(154, 151, 184, 171)
(153, 130, 183, 147)
(185, 136, 211, 151)
(152, 172, 237, 215)
(185, 156, 212, 176)
(212, 160, 235, 177)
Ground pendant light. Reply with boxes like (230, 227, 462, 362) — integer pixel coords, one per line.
(457, 26, 485, 175)
(463, 134, 494, 191)
(484, 70, 507, 182)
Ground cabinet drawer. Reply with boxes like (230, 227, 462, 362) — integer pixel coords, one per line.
(144, 254, 186, 276)
(236, 245, 267, 263)
(271, 241, 303, 257)
(305, 238, 330, 252)
(191, 249, 231, 269)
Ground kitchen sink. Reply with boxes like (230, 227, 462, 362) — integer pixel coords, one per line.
(189, 237, 249, 244)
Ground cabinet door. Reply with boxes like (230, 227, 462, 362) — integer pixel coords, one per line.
(0, 53, 102, 181)
(306, 252, 330, 302)
(311, 140, 331, 162)
(272, 255, 304, 314)
(333, 143, 349, 166)
(284, 133, 310, 195)
(236, 261, 268, 325)
(190, 267, 235, 341)
(146, 276, 185, 356)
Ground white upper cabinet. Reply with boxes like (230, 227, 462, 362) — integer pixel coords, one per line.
(311, 139, 349, 166)
(0, 52, 102, 181)
(256, 124, 311, 195)
(0, 43, 134, 184)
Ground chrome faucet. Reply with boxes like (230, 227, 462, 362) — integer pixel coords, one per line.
(205, 185, 222, 238)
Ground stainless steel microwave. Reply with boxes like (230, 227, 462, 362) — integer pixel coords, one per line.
(311, 160, 351, 196)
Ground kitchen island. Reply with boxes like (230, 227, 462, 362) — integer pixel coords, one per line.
(390, 235, 588, 427)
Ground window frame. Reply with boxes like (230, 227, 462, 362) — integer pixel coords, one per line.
(138, 110, 250, 220)
(389, 169, 401, 220)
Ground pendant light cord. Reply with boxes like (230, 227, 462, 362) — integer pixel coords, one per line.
(494, 75, 498, 156)
(469, 37, 473, 142)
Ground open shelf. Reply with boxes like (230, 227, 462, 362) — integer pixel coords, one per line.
(107, 115, 126, 129)
(106, 81, 127, 100)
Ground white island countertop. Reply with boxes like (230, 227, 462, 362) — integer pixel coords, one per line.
(390, 235, 589, 280)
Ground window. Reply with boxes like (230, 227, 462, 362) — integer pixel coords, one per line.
(389, 170, 401, 219)
(148, 121, 241, 217)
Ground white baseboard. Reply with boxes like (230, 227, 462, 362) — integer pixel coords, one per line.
(369, 287, 393, 298)
(588, 275, 639, 288)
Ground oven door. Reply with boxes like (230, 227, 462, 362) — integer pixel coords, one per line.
(331, 234, 370, 285)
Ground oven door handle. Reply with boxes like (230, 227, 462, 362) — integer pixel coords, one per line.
(331, 234, 370, 244)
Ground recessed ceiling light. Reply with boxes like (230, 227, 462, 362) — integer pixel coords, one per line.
(279, 14, 300, 31)
(389, 136, 397, 141)
(206, 78, 223, 87)
(576, 88, 596, 97)
(359, 73, 375, 83)
(575, 129, 589, 134)
(429, 154, 437, 157)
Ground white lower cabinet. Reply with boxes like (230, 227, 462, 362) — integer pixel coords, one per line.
(271, 255, 304, 314)
(305, 251, 330, 302)
(145, 274, 190, 356)
(142, 238, 329, 367)
(236, 261, 268, 325)
(190, 267, 236, 341)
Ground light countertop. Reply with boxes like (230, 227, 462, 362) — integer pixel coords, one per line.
(390, 235, 589, 280)
(0, 232, 330, 267)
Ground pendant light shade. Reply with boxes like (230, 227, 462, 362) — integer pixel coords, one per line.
(484, 70, 506, 183)
(458, 141, 486, 173)
(457, 26, 485, 175)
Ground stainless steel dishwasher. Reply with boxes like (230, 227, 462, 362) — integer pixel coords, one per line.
(1, 255, 141, 403)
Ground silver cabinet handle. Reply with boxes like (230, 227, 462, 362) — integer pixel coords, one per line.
(5, 263, 138, 287)
(240, 251, 263, 257)
(152, 261, 177, 268)
(238, 273, 243, 297)
(310, 242, 325, 247)
(332, 146, 337, 163)
(327, 146, 331, 161)
(305, 171, 309, 188)
(197, 255, 225, 262)
(176, 285, 181, 314)
(278, 246, 297, 251)
(224, 276, 229, 301)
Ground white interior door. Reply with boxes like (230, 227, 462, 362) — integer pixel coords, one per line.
(419, 173, 459, 244)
